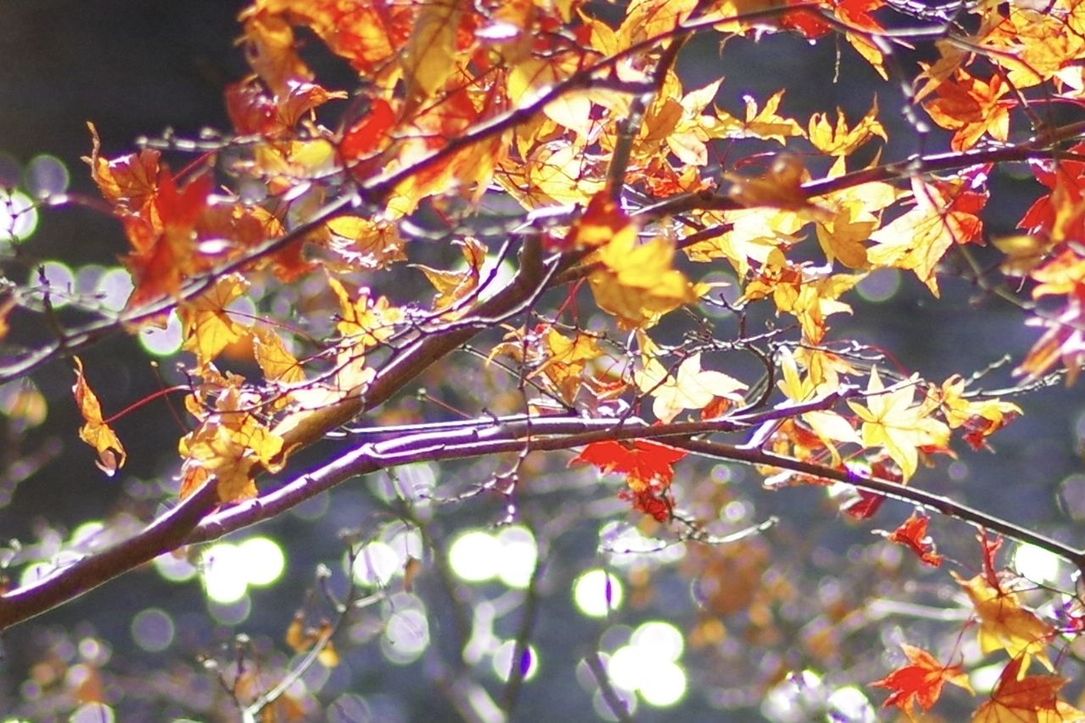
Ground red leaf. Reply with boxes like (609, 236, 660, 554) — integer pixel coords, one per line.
(572, 439, 687, 485)
(873, 643, 971, 718)
(887, 512, 943, 567)
(342, 98, 397, 162)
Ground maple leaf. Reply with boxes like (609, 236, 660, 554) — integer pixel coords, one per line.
(885, 512, 943, 567)
(954, 572, 1055, 673)
(721, 91, 806, 144)
(123, 168, 215, 308)
(937, 375, 1021, 450)
(72, 357, 127, 477)
(868, 173, 987, 295)
(535, 328, 604, 404)
(328, 276, 404, 349)
(178, 275, 251, 368)
(726, 153, 811, 211)
(240, 10, 313, 96)
(972, 656, 1085, 723)
(744, 253, 862, 344)
(179, 381, 286, 503)
(401, 0, 462, 104)
(636, 353, 747, 423)
(807, 98, 887, 158)
(561, 192, 633, 251)
(325, 214, 406, 271)
(576, 438, 688, 518)
(253, 327, 306, 385)
(847, 368, 950, 481)
(412, 237, 488, 313)
(1018, 145, 1085, 244)
(85, 124, 161, 216)
(588, 226, 698, 329)
(777, 347, 860, 457)
(241, 0, 413, 79)
(925, 71, 1014, 152)
(573, 439, 688, 489)
(873, 643, 972, 720)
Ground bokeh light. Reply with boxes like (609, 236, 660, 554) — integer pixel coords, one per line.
(237, 536, 286, 587)
(492, 640, 539, 682)
(0, 188, 39, 243)
(573, 569, 623, 618)
(139, 311, 183, 356)
(448, 530, 500, 583)
(131, 608, 175, 652)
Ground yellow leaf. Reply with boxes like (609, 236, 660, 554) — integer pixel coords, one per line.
(735, 91, 806, 144)
(955, 573, 1055, 674)
(589, 227, 698, 328)
(636, 353, 746, 423)
(72, 356, 127, 476)
(868, 177, 977, 295)
(178, 275, 251, 368)
(179, 383, 285, 503)
(253, 328, 306, 385)
(412, 237, 487, 312)
(402, 0, 463, 102)
(847, 368, 950, 480)
(328, 275, 404, 348)
(808, 98, 887, 158)
(815, 207, 873, 269)
(536, 328, 604, 404)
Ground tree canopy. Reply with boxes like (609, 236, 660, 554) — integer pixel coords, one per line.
(2, 0, 1085, 719)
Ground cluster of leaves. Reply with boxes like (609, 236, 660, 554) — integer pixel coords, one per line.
(2, 0, 1085, 718)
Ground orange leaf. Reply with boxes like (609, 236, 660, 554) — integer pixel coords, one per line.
(873, 643, 972, 720)
(886, 512, 943, 567)
(973, 656, 1084, 723)
(924, 71, 1014, 152)
(72, 357, 127, 477)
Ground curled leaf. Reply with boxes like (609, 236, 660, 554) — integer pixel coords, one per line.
(72, 356, 127, 476)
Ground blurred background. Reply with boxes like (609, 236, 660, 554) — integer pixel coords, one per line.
(1, 1, 1084, 721)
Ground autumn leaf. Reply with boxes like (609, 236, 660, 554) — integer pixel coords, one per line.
(573, 439, 688, 488)
(179, 381, 286, 503)
(885, 512, 943, 567)
(85, 123, 161, 215)
(412, 237, 488, 313)
(561, 192, 631, 250)
(402, 0, 462, 103)
(72, 356, 127, 477)
(178, 275, 251, 368)
(937, 375, 1021, 450)
(873, 643, 972, 720)
(868, 173, 987, 295)
(253, 327, 306, 385)
(777, 347, 860, 457)
(535, 328, 604, 404)
(925, 71, 1014, 152)
(808, 98, 887, 158)
(123, 168, 215, 308)
(636, 353, 747, 423)
(972, 656, 1085, 723)
(328, 276, 404, 349)
(847, 368, 950, 481)
(954, 572, 1055, 673)
(285, 613, 339, 668)
(574, 439, 687, 520)
(726, 153, 810, 211)
(588, 226, 698, 329)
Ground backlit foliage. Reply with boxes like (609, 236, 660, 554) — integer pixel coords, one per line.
(2, 0, 1085, 719)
